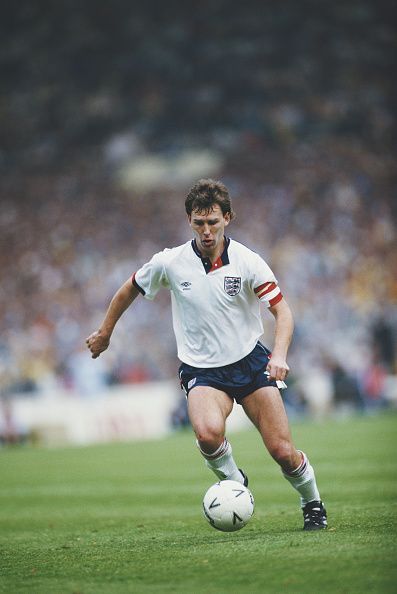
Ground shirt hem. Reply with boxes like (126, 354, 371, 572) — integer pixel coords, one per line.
(177, 338, 262, 369)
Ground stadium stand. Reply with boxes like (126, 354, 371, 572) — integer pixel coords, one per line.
(0, 0, 395, 415)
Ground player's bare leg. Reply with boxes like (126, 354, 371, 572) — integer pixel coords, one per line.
(242, 387, 327, 528)
(188, 386, 232, 452)
(241, 386, 300, 471)
(188, 386, 246, 484)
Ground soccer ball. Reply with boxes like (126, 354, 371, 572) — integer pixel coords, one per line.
(202, 480, 254, 532)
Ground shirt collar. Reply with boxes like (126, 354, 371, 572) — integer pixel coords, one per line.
(191, 237, 230, 274)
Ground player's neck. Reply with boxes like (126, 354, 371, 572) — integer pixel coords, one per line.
(198, 237, 225, 263)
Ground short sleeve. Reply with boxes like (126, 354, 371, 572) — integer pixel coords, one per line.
(251, 253, 283, 308)
(133, 251, 169, 300)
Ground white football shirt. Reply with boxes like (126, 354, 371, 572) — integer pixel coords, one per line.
(133, 238, 282, 368)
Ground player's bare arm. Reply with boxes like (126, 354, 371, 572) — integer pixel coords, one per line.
(86, 279, 140, 358)
(267, 298, 294, 381)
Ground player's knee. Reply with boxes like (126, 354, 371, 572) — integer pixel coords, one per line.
(268, 440, 295, 468)
(195, 422, 224, 449)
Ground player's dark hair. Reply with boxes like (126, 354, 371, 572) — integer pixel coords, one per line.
(185, 179, 235, 220)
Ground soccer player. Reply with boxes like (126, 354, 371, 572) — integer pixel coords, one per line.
(86, 179, 327, 530)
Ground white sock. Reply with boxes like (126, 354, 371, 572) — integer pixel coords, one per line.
(197, 438, 244, 484)
(283, 450, 321, 507)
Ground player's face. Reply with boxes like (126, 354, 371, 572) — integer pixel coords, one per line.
(188, 204, 230, 257)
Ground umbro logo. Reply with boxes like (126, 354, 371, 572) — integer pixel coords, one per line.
(180, 281, 192, 290)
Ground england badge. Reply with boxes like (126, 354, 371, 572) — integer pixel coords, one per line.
(224, 276, 241, 296)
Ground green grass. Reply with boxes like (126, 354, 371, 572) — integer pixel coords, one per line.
(0, 413, 396, 594)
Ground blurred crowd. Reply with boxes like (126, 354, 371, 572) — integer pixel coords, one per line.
(0, 0, 396, 421)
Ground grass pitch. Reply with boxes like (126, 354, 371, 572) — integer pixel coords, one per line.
(0, 412, 396, 593)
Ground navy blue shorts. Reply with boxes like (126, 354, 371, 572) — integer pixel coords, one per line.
(178, 342, 285, 404)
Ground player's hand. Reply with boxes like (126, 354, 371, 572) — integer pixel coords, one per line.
(85, 330, 110, 359)
(266, 355, 289, 382)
